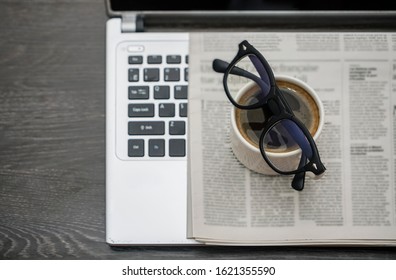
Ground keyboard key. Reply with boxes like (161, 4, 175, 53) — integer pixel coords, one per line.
(169, 121, 185, 135)
(169, 139, 185, 157)
(149, 139, 165, 157)
(174, 85, 188, 99)
(128, 121, 165, 135)
(184, 68, 188, 81)
(128, 104, 154, 117)
(164, 68, 180, 81)
(144, 68, 160, 82)
(159, 103, 175, 117)
(128, 68, 139, 82)
(147, 55, 162, 64)
(179, 103, 187, 117)
(128, 139, 144, 157)
(129, 55, 143, 64)
(129, 86, 149, 99)
(166, 55, 181, 64)
(154, 85, 170, 99)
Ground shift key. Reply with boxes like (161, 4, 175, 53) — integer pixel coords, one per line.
(128, 121, 165, 135)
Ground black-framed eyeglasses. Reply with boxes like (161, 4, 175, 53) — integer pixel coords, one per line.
(212, 40, 326, 191)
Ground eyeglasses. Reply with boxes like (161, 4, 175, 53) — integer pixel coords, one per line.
(212, 40, 326, 191)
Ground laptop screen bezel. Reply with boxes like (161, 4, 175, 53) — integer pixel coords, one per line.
(105, 0, 396, 31)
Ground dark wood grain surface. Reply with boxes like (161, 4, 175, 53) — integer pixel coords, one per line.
(0, 0, 395, 259)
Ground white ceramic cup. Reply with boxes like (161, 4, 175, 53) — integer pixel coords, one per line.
(230, 75, 324, 176)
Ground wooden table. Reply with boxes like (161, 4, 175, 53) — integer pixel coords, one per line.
(1, 0, 395, 259)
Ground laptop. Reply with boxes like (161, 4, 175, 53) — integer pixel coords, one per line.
(105, 0, 396, 246)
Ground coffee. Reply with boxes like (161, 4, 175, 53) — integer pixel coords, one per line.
(234, 78, 320, 151)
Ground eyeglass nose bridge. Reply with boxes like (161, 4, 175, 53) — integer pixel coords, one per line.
(267, 98, 281, 116)
(266, 93, 292, 117)
(266, 86, 293, 116)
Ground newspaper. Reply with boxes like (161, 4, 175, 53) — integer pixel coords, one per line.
(187, 32, 396, 245)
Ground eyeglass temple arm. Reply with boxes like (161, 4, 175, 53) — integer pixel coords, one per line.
(282, 120, 312, 159)
(212, 59, 270, 93)
(284, 119, 326, 177)
(291, 154, 306, 191)
(248, 54, 270, 85)
(285, 119, 327, 174)
(282, 119, 321, 188)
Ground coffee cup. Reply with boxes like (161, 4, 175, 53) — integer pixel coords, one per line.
(230, 75, 324, 176)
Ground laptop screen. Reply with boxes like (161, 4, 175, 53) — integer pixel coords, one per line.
(110, 0, 396, 12)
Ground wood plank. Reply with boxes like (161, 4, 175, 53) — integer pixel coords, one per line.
(0, 1, 396, 259)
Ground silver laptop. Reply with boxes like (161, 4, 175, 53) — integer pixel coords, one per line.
(105, 0, 396, 246)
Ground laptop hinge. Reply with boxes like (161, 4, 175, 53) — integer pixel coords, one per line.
(121, 14, 144, 32)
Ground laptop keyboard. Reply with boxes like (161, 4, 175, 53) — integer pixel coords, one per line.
(124, 51, 189, 159)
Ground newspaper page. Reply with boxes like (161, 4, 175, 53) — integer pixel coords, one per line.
(187, 32, 396, 245)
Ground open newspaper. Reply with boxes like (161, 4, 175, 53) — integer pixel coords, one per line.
(187, 32, 396, 246)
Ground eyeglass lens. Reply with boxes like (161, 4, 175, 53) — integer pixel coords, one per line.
(226, 54, 270, 107)
(262, 119, 313, 173)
